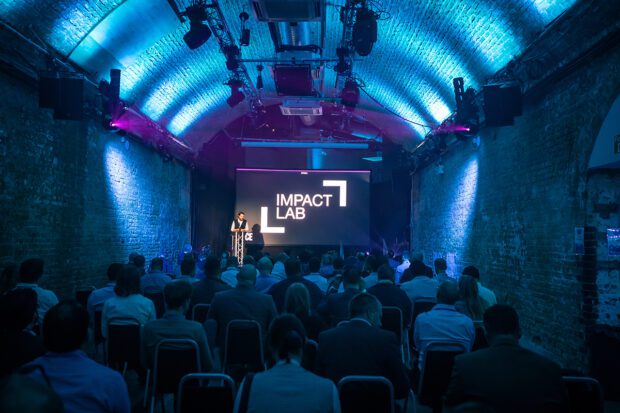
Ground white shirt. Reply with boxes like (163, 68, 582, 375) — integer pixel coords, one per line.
(221, 267, 239, 288)
(363, 272, 379, 289)
(395, 259, 410, 283)
(231, 219, 248, 231)
(478, 281, 497, 305)
(15, 283, 58, 321)
(304, 273, 329, 293)
(101, 294, 156, 338)
(400, 276, 439, 302)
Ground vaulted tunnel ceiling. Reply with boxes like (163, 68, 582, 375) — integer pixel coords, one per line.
(0, 0, 577, 150)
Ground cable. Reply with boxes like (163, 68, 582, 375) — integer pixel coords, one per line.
(358, 86, 436, 130)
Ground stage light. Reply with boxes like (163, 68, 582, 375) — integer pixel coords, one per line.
(239, 12, 250, 46)
(256, 64, 264, 90)
(224, 45, 240, 71)
(183, 4, 211, 50)
(226, 79, 245, 107)
(453, 77, 479, 137)
(334, 47, 350, 74)
(341, 78, 360, 110)
(352, 7, 377, 56)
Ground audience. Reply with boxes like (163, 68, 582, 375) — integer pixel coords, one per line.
(456, 274, 488, 321)
(86, 262, 122, 320)
(129, 253, 146, 276)
(414, 281, 475, 376)
(434, 257, 452, 284)
(234, 315, 340, 413)
(395, 251, 410, 283)
(190, 255, 231, 308)
(271, 252, 289, 279)
(400, 251, 433, 283)
(303, 257, 329, 293)
(207, 264, 278, 350)
(400, 261, 440, 303)
(462, 265, 497, 306)
(317, 293, 410, 399)
(0, 262, 18, 294)
(317, 267, 363, 326)
(142, 281, 212, 371)
(0, 289, 45, 376)
(268, 258, 324, 312)
(25, 300, 130, 413)
(15, 258, 58, 322)
(444, 304, 568, 411)
(367, 264, 412, 329)
(101, 265, 156, 338)
(177, 256, 198, 284)
(361, 255, 381, 289)
(284, 282, 327, 341)
(319, 253, 335, 278)
(140, 257, 171, 293)
(255, 256, 279, 293)
(220, 256, 240, 288)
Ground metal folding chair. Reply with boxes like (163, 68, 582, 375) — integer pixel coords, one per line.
(338, 375, 395, 413)
(106, 316, 141, 377)
(177, 373, 236, 413)
(143, 289, 165, 318)
(223, 319, 265, 383)
(191, 303, 211, 324)
(381, 306, 405, 362)
(563, 376, 603, 413)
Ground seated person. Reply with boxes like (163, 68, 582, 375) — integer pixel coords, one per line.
(0, 374, 64, 413)
(444, 305, 568, 411)
(177, 256, 199, 284)
(284, 282, 327, 342)
(142, 281, 212, 371)
(207, 264, 277, 350)
(190, 255, 231, 308)
(367, 264, 412, 329)
(140, 257, 171, 293)
(220, 256, 240, 288)
(15, 258, 58, 322)
(255, 256, 279, 293)
(101, 265, 156, 338)
(455, 275, 488, 321)
(317, 293, 410, 400)
(0, 288, 45, 376)
(462, 265, 497, 306)
(414, 282, 475, 371)
(234, 314, 340, 413)
(268, 258, 324, 313)
(87, 262, 123, 320)
(433, 258, 453, 284)
(303, 257, 329, 293)
(400, 263, 439, 303)
(25, 301, 130, 413)
(317, 267, 363, 327)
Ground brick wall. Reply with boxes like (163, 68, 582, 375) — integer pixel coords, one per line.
(411, 43, 620, 370)
(0, 71, 191, 297)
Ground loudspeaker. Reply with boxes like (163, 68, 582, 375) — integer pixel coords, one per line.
(483, 85, 522, 127)
(38, 73, 84, 120)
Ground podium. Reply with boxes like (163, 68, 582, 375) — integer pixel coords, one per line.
(231, 230, 245, 265)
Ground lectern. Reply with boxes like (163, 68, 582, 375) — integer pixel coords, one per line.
(231, 229, 245, 265)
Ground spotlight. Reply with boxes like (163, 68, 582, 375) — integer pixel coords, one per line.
(334, 47, 350, 74)
(226, 79, 245, 107)
(341, 78, 360, 111)
(352, 7, 377, 56)
(224, 45, 240, 71)
(239, 12, 250, 46)
(256, 64, 264, 90)
(453, 77, 479, 137)
(183, 4, 211, 50)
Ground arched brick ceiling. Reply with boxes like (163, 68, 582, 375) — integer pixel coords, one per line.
(1, 0, 577, 149)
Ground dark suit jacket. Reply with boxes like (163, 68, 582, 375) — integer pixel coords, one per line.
(190, 277, 231, 307)
(444, 338, 568, 411)
(268, 276, 324, 313)
(207, 285, 277, 348)
(367, 282, 413, 328)
(0, 330, 45, 377)
(317, 288, 360, 327)
(317, 319, 411, 398)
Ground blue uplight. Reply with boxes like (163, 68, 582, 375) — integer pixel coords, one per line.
(167, 88, 229, 136)
(532, 0, 577, 23)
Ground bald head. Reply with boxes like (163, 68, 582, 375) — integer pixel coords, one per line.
(437, 281, 459, 305)
(237, 264, 257, 286)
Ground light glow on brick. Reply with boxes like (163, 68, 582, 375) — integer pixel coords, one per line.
(167, 88, 229, 136)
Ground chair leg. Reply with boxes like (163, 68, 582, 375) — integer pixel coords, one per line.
(149, 394, 156, 413)
(143, 370, 151, 408)
(121, 362, 128, 377)
(160, 395, 166, 413)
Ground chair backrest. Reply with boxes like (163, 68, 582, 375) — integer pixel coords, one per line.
(563, 376, 603, 413)
(412, 298, 436, 322)
(381, 306, 403, 342)
(418, 341, 466, 408)
(106, 317, 141, 367)
(154, 339, 201, 395)
(192, 304, 211, 324)
(223, 320, 264, 381)
(338, 375, 395, 413)
(301, 339, 318, 373)
(75, 288, 94, 308)
(143, 290, 165, 318)
(177, 373, 236, 413)
(93, 307, 105, 345)
(472, 323, 488, 351)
